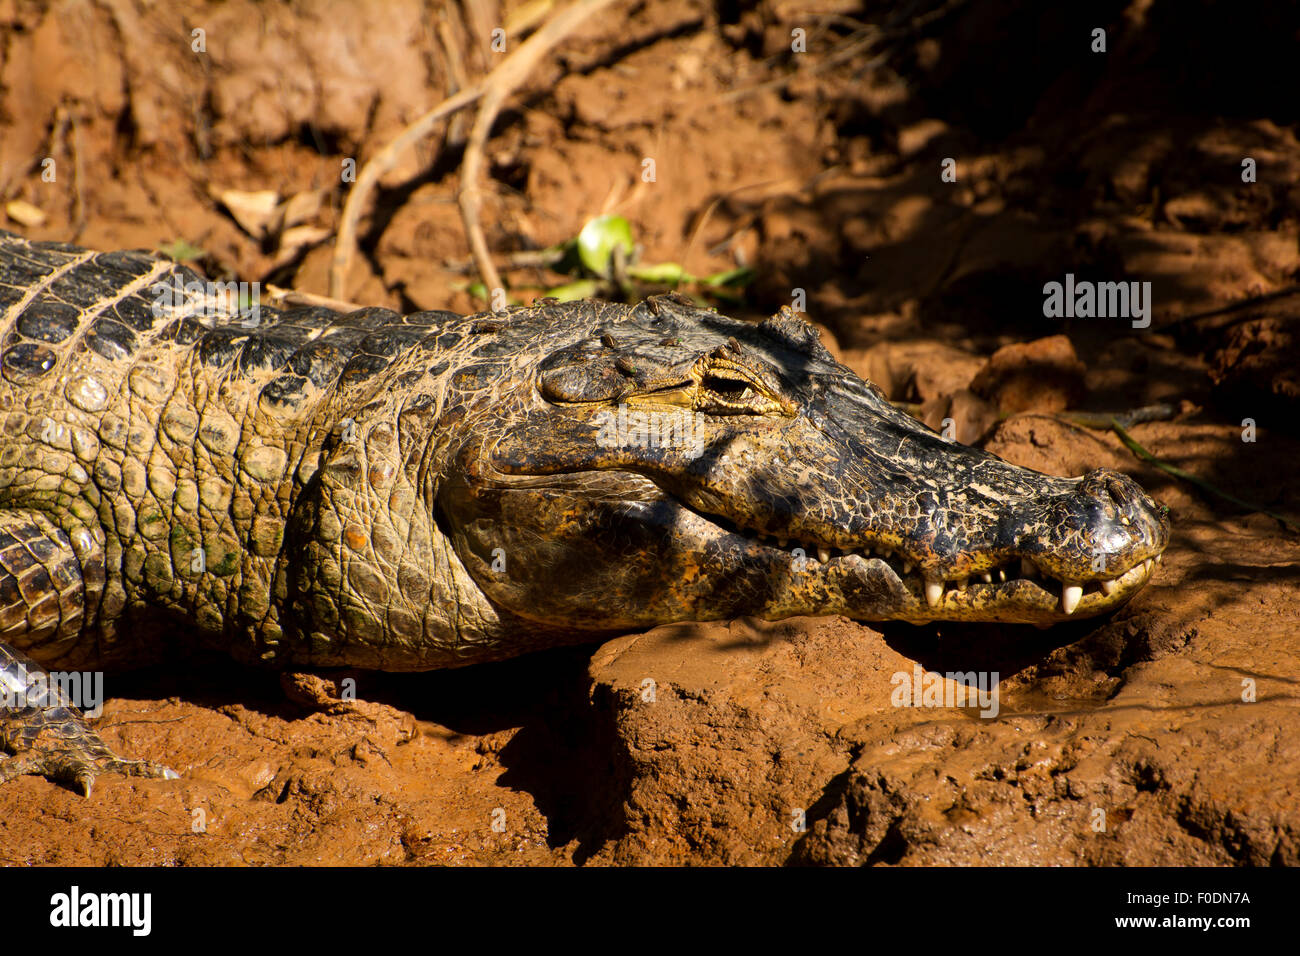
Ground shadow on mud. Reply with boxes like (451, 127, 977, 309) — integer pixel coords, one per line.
(874, 618, 1089, 680)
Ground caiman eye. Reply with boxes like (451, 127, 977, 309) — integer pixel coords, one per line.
(702, 374, 753, 401)
(697, 373, 781, 415)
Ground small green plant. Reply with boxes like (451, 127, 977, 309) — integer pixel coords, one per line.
(463, 215, 754, 307)
(156, 239, 205, 262)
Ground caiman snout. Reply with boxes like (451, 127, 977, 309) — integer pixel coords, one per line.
(997, 468, 1169, 616)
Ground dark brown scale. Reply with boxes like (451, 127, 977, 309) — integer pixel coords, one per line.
(471, 337, 516, 357)
(1, 341, 58, 382)
(95, 250, 158, 279)
(169, 316, 211, 345)
(280, 305, 348, 331)
(260, 374, 312, 408)
(308, 309, 390, 338)
(84, 319, 138, 363)
(250, 318, 319, 349)
(16, 301, 79, 343)
(48, 261, 137, 304)
(357, 326, 432, 360)
(317, 325, 375, 350)
(0, 252, 60, 290)
(290, 340, 357, 388)
(452, 363, 504, 391)
(196, 327, 250, 367)
(107, 295, 160, 333)
(236, 330, 313, 376)
(339, 351, 394, 387)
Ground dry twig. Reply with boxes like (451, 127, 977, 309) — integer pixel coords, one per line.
(329, 85, 483, 298)
(457, 0, 619, 298)
(330, 0, 618, 300)
(265, 284, 364, 314)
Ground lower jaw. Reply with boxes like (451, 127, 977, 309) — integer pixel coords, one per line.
(761, 552, 1158, 625)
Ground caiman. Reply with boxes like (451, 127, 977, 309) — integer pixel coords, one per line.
(0, 230, 1168, 791)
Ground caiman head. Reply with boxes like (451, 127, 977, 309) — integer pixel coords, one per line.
(439, 294, 1169, 632)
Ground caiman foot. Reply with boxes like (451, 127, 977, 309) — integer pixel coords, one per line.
(0, 645, 177, 795)
(0, 706, 178, 795)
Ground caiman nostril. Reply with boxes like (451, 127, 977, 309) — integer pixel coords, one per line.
(1104, 474, 1135, 507)
(1080, 468, 1141, 510)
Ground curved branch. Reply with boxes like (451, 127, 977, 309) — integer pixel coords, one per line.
(330, 0, 620, 300)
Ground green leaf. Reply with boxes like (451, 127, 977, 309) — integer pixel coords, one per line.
(577, 215, 635, 278)
(157, 239, 204, 262)
(627, 261, 690, 284)
(541, 279, 605, 302)
(701, 266, 755, 288)
(703, 287, 745, 305)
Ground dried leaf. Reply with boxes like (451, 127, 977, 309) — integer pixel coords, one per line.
(218, 188, 280, 239)
(4, 200, 46, 227)
(271, 225, 332, 268)
(273, 190, 327, 234)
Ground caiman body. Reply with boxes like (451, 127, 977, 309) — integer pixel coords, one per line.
(0, 230, 1168, 787)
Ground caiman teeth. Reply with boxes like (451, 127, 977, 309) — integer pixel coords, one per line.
(1061, 582, 1083, 615)
(902, 552, 1161, 613)
(755, 525, 1159, 615)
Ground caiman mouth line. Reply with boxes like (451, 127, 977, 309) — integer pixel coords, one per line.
(680, 494, 1163, 619)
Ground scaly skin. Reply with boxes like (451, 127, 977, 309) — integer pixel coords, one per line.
(0, 231, 1168, 788)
